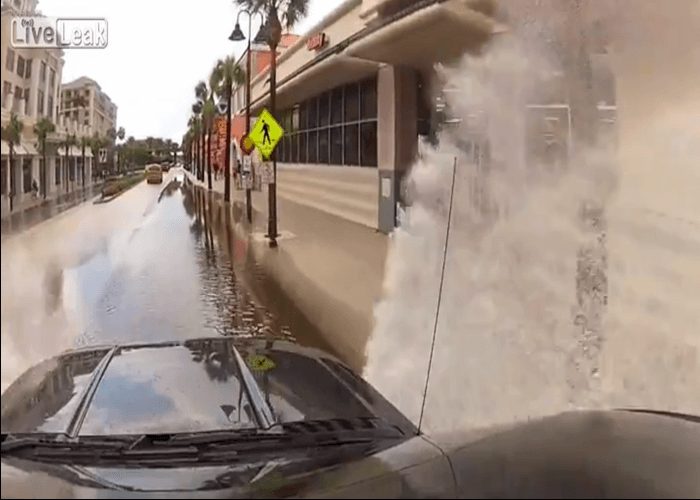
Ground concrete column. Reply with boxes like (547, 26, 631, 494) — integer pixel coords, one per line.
(28, 59, 40, 118)
(377, 64, 418, 233)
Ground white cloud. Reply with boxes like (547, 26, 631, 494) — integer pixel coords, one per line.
(37, 0, 342, 143)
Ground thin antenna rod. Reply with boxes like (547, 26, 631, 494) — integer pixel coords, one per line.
(418, 156, 458, 433)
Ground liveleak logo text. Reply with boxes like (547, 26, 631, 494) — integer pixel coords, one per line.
(11, 17, 108, 49)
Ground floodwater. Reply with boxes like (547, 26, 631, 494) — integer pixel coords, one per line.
(1, 171, 330, 392)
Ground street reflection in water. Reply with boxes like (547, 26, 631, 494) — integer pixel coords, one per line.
(1, 171, 331, 393)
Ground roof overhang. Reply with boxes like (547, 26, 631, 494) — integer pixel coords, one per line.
(344, 0, 507, 69)
(250, 55, 380, 114)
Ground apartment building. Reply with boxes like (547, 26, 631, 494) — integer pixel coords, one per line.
(1, 0, 96, 218)
(60, 76, 117, 139)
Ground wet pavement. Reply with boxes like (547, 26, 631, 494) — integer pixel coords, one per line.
(1, 184, 104, 238)
(1, 170, 334, 391)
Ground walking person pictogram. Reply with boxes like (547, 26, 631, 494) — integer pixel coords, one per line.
(262, 121, 271, 145)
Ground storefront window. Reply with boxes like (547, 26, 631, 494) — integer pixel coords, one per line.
(345, 83, 359, 123)
(319, 93, 329, 127)
(308, 130, 318, 164)
(307, 97, 318, 129)
(360, 79, 377, 120)
(318, 128, 329, 164)
(360, 122, 377, 166)
(290, 133, 298, 163)
(298, 132, 307, 164)
(330, 126, 343, 164)
(344, 124, 359, 166)
(22, 159, 32, 193)
(330, 88, 343, 124)
(55, 160, 61, 185)
(278, 77, 378, 167)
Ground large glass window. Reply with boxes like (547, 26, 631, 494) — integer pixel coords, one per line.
(319, 92, 329, 127)
(277, 77, 377, 167)
(16, 56, 25, 77)
(318, 128, 329, 164)
(22, 159, 32, 193)
(345, 83, 359, 123)
(330, 87, 343, 124)
(330, 126, 343, 165)
(298, 132, 307, 164)
(5, 49, 15, 72)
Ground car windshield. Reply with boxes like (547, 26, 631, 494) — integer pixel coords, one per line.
(1, 0, 698, 491)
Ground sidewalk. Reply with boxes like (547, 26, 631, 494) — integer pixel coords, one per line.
(184, 170, 388, 372)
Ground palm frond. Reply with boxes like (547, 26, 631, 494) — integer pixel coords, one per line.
(281, 0, 308, 29)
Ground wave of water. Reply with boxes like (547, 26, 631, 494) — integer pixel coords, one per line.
(365, 0, 700, 434)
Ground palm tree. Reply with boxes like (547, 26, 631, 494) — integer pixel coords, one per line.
(1, 113, 23, 211)
(212, 56, 245, 203)
(106, 127, 117, 174)
(172, 141, 179, 166)
(89, 133, 103, 180)
(190, 114, 203, 181)
(33, 117, 55, 199)
(60, 133, 76, 193)
(202, 99, 216, 190)
(235, 0, 309, 246)
(116, 126, 125, 173)
(194, 80, 212, 184)
(192, 97, 204, 181)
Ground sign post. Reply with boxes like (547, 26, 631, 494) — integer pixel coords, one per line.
(249, 108, 285, 246)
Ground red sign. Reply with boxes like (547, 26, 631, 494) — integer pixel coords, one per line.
(240, 134, 255, 155)
(306, 33, 327, 51)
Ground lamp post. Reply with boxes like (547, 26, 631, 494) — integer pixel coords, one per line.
(229, 9, 264, 224)
(264, 6, 282, 248)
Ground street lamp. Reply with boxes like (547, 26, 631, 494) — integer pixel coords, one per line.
(229, 8, 263, 225)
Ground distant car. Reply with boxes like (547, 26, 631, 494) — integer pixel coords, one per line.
(145, 164, 163, 184)
(162, 162, 171, 172)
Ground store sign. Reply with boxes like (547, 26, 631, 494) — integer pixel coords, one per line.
(306, 32, 327, 51)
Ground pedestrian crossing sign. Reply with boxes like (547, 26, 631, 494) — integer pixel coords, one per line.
(249, 108, 284, 159)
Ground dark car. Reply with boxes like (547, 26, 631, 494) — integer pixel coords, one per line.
(2, 338, 700, 498)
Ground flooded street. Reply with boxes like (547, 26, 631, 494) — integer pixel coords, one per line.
(1, 170, 333, 392)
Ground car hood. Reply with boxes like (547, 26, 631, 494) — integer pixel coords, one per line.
(0, 337, 414, 437)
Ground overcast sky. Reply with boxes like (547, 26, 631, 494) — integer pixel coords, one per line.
(38, 0, 342, 143)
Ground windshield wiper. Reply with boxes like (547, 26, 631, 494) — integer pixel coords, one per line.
(1, 433, 135, 453)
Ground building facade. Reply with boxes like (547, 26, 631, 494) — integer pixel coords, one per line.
(60, 76, 117, 139)
(231, 0, 502, 231)
(1, 0, 98, 218)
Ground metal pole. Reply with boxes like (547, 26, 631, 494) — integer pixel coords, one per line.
(266, 9, 280, 248)
(245, 12, 253, 223)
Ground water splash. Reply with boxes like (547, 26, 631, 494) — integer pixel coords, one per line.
(365, 0, 700, 434)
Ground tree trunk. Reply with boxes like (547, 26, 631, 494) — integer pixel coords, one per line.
(64, 152, 69, 193)
(9, 147, 14, 211)
(224, 85, 232, 203)
(81, 146, 86, 188)
(200, 131, 205, 182)
(206, 125, 212, 190)
(42, 146, 47, 199)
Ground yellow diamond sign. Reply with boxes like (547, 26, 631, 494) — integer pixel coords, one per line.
(249, 108, 284, 159)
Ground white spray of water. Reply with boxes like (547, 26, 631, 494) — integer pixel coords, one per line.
(1, 186, 159, 392)
(365, 1, 700, 434)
